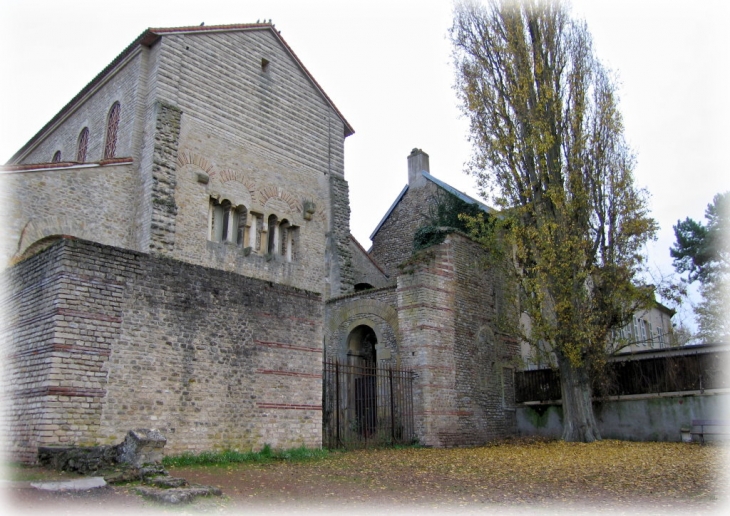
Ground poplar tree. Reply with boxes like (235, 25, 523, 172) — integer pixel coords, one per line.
(451, 0, 657, 442)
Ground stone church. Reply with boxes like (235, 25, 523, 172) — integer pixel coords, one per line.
(0, 23, 517, 463)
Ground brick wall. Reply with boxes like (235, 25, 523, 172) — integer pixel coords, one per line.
(1, 237, 324, 461)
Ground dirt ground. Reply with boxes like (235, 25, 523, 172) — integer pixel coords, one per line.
(2, 440, 728, 515)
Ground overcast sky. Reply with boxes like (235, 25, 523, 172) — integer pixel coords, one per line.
(1, 0, 728, 328)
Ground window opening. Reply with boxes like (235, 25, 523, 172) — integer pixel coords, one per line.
(267, 214, 279, 255)
(104, 102, 121, 159)
(261, 58, 270, 72)
(52, 151, 62, 162)
(77, 127, 89, 162)
(247, 212, 259, 250)
(209, 198, 238, 243)
(236, 206, 248, 246)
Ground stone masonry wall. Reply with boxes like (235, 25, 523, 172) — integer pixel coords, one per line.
(327, 174, 354, 297)
(1, 240, 125, 462)
(153, 29, 349, 295)
(348, 236, 390, 289)
(397, 241, 458, 446)
(325, 287, 399, 366)
(370, 180, 441, 277)
(397, 233, 517, 446)
(149, 102, 182, 255)
(451, 233, 518, 443)
(0, 162, 140, 264)
(2, 237, 324, 461)
(10, 49, 144, 166)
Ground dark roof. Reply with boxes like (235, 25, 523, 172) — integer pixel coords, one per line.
(369, 171, 494, 240)
(9, 23, 354, 164)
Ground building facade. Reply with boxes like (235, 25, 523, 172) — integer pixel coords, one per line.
(1, 24, 521, 462)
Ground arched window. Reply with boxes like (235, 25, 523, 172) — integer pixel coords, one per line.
(76, 127, 89, 162)
(235, 206, 248, 246)
(267, 214, 279, 255)
(279, 219, 298, 262)
(52, 151, 62, 162)
(210, 198, 247, 245)
(104, 102, 121, 159)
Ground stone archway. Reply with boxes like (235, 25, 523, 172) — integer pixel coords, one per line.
(346, 324, 378, 437)
(347, 324, 378, 364)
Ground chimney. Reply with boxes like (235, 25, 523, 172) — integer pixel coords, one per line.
(407, 148, 429, 187)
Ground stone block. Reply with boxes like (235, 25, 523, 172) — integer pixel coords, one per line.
(117, 428, 167, 467)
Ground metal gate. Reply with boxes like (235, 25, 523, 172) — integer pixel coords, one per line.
(323, 359, 415, 448)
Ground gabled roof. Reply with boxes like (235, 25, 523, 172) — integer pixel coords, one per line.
(9, 23, 354, 164)
(349, 234, 389, 278)
(369, 171, 495, 240)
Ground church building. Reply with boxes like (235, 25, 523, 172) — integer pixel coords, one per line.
(1, 23, 517, 462)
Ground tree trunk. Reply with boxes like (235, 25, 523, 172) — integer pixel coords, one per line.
(557, 354, 601, 442)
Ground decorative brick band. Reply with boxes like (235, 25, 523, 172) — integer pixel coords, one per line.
(4, 306, 121, 333)
(254, 340, 321, 353)
(398, 284, 454, 295)
(10, 342, 112, 360)
(57, 308, 122, 323)
(397, 303, 454, 313)
(256, 403, 322, 411)
(11, 386, 106, 399)
(256, 369, 321, 379)
(256, 312, 320, 324)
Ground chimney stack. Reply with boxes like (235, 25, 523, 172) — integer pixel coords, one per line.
(407, 148, 429, 187)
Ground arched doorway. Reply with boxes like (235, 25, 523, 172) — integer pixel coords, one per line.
(347, 325, 377, 437)
(347, 324, 377, 365)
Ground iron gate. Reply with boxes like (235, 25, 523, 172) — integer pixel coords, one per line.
(323, 359, 415, 448)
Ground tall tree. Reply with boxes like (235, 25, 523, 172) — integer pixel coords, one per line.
(671, 192, 729, 341)
(451, 0, 657, 442)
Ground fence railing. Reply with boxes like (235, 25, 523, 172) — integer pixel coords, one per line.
(516, 349, 728, 403)
(322, 359, 415, 449)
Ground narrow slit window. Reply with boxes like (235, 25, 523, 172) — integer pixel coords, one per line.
(261, 58, 270, 72)
(104, 102, 121, 159)
(77, 127, 89, 162)
(267, 214, 278, 255)
(52, 151, 62, 163)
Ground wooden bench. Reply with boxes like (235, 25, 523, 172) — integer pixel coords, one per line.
(690, 419, 730, 444)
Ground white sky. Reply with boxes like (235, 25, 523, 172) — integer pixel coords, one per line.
(1, 0, 728, 328)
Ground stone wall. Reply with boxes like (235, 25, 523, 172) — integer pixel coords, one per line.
(370, 180, 441, 277)
(1, 237, 324, 462)
(4, 28, 351, 297)
(348, 236, 390, 289)
(9, 49, 144, 165)
(325, 287, 399, 366)
(397, 233, 517, 446)
(517, 392, 730, 442)
(150, 29, 350, 295)
(0, 162, 140, 264)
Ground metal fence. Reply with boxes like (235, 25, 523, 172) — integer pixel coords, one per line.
(516, 348, 728, 403)
(322, 359, 415, 449)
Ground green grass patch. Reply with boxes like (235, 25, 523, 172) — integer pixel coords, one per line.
(162, 444, 330, 468)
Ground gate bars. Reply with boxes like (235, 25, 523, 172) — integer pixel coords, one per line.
(323, 359, 415, 449)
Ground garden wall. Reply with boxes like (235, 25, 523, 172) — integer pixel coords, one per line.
(517, 391, 729, 442)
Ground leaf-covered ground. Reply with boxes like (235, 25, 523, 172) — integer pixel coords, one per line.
(4, 439, 728, 515)
(168, 439, 727, 514)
